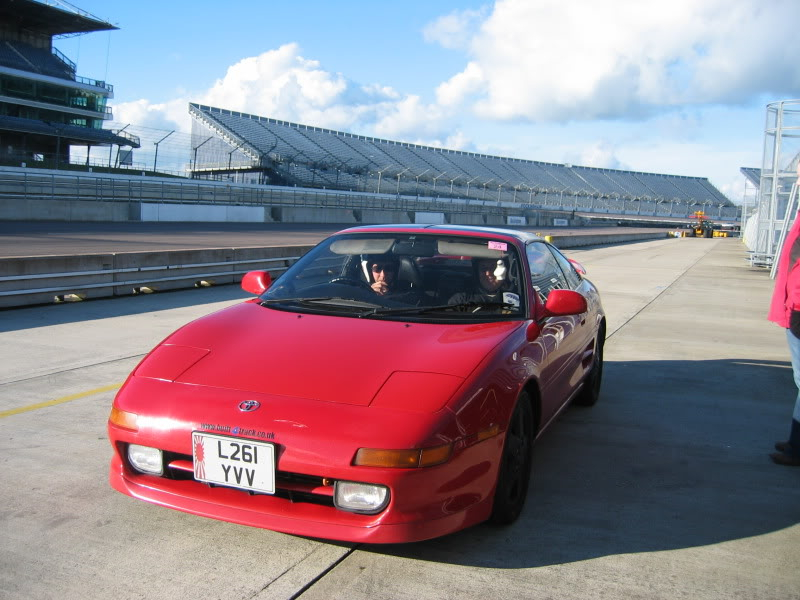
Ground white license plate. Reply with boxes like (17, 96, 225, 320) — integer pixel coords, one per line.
(192, 432, 275, 494)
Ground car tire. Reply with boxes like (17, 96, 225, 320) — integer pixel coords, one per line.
(489, 392, 534, 525)
(573, 330, 604, 407)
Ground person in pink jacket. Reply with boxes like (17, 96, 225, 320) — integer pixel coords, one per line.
(768, 205, 800, 466)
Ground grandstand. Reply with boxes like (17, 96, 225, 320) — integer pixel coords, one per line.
(0, 0, 139, 168)
(190, 103, 737, 220)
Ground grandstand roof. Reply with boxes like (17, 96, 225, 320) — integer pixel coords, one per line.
(740, 167, 761, 187)
(190, 103, 733, 207)
(0, 0, 117, 37)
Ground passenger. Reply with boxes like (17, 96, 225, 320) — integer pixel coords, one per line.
(448, 257, 519, 311)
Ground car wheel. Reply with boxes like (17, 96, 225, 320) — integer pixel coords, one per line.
(573, 331, 604, 407)
(489, 392, 534, 525)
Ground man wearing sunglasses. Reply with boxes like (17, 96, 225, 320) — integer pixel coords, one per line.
(368, 259, 398, 296)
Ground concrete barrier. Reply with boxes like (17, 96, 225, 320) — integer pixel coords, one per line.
(273, 207, 358, 223)
(360, 210, 413, 223)
(548, 231, 668, 248)
(139, 203, 266, 223)
(0, 245, 309, 308)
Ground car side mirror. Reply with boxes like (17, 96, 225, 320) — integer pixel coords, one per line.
(542, 289, 587, 317)
(241, 271, 272, 295)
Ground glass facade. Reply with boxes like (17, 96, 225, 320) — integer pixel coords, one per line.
(0, 73, 110, 127)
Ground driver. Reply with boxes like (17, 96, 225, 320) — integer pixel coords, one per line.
(365, 256, 399, 296)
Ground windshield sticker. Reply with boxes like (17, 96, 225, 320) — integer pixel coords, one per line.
(502, 292, 520, 307)
(488, 241, 507, 251)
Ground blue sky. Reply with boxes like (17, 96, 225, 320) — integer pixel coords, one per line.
(56, 0, 800, 203)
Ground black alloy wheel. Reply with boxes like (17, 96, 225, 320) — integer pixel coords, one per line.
(489, 392, 534, 525)
(574, 331, 604, 407)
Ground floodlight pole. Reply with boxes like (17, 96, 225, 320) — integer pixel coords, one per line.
(192, 136, 214, 173)
(396, 167, 410, 194)
(497, 179, 509, 202)
(482, 179, 494, 200)
(376, 165, 392, 194)
(414, 169, 431, 195)
(465, 175, 480, 198)
(228, 142, 246, 171)
(111, 124, 130, 168)
(153, 130, 174, 173)
(432, 171, 447, 192)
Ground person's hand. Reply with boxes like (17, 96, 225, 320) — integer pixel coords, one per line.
(791, 310, 800, 338)
(371, 281, 390, 295)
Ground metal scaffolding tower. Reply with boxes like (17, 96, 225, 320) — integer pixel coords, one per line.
(752, 99, 800, 269)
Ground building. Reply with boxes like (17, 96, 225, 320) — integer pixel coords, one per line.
(0, 0, 138, 168)
(189, 103, 736, 219)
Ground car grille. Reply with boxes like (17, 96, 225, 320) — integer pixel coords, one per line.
(161, 450, 335, 507)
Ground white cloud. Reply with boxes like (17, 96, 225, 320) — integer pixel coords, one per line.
(564, 142, 628, 171)
(422, 8, 487, 50)
(110, 43, 447, 143)
(200, 44, 349, 124)
(436, 0, 800, 122)
(436, 62, 484, 107)
(113, 97, 190, 131)
(371, 95, 449, 140)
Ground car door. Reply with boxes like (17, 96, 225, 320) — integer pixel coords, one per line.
(523, 242, 585, 427)
(546, 244, 597, 391)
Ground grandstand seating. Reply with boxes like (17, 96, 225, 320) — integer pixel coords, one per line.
(0, 41, 74, 79)
(0, 114, 136, 146)
(190, 103, 734, 215)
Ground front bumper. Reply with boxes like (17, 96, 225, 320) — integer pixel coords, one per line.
(108, 436, 502, 544)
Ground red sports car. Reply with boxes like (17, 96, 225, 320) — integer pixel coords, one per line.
(108, 224, 605, 543)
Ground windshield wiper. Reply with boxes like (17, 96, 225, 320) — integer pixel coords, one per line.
(259, 296, 334, 306)
(366, 301, 518, 316)
(260, 297, 382, 310)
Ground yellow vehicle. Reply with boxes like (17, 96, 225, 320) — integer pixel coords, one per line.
(685, 211, 715, 238)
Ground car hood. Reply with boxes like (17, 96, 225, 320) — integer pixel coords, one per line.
(135, 301, 523, 407)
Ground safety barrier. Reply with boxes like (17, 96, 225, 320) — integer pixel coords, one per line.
(0, 245, 310, 308)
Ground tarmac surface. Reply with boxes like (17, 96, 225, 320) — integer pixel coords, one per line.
(0, 235, 798, 599)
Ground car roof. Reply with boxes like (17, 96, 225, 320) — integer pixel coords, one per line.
(335, 224, 544, 244)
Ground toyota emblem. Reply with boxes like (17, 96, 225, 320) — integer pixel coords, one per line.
(238, 400, 261, 412)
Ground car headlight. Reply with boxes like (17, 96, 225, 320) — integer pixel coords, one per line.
(127, 444, 163, 475)
(334, 481, 390, 514)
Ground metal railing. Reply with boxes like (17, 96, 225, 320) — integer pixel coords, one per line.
(0, 167, 501, 215)
(0, 165, 741, 222)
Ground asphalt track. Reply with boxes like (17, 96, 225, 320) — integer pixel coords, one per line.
(1, 234, 798, 599)
(0, 221, 669, 257)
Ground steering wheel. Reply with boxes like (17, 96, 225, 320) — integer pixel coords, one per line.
(329, 276, 372, 290)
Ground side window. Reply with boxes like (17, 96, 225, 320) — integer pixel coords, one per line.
(548, 246, 582, 290)
(526, 242, 568, 301)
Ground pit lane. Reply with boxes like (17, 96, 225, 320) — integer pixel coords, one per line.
(1, 235, 797, 599)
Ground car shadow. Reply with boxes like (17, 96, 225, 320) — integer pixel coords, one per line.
(365, 358, 800, 567)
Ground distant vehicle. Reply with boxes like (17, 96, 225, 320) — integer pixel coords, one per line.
(686, 211, 715, 238)
(108, 224, 606, 543)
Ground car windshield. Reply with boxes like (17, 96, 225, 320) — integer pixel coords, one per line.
(261, 232, 525, 321)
